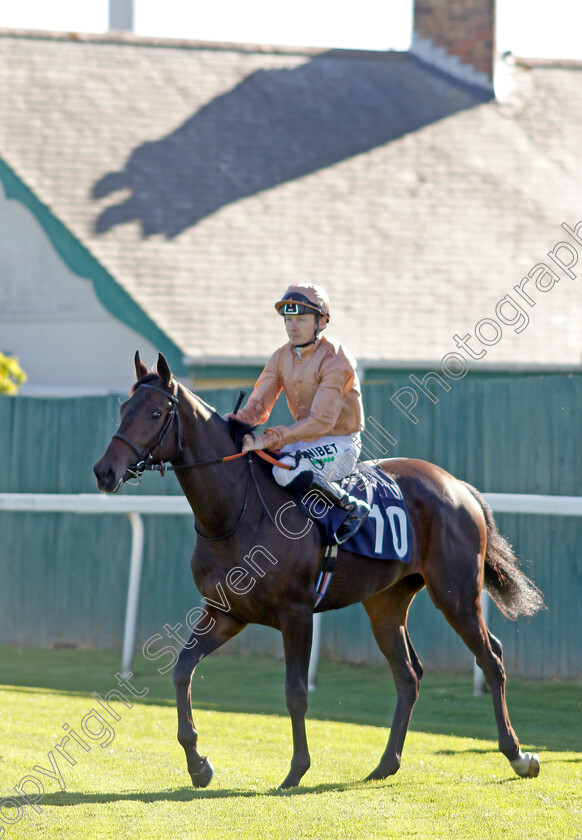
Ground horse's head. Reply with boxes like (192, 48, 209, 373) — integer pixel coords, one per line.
(94, 352, 181, 493)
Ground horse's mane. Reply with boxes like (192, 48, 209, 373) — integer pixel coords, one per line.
(224, 416, 257, 451)
(181, 383, 257, 450)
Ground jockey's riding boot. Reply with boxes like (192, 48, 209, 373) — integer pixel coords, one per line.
(307, 474, 371, 545)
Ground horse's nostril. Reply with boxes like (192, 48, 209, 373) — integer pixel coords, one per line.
(94, 462, 117, 492)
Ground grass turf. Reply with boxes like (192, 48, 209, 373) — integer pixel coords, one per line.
(0, 646, 581, 839)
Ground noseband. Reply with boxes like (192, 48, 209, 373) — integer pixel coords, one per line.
(113, 380, 182, 480)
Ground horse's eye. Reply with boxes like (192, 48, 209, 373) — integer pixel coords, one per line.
(152, 410, 162, 420)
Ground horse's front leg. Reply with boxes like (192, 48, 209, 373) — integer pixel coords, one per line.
(173, 608, 245, 787)
(278, 606, 313, 789)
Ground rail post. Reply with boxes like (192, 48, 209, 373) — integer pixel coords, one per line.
(121, 513, 145, 678)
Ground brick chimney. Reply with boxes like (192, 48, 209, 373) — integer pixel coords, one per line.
(109, 0, 134, 32)
(411, 0, 495, 92)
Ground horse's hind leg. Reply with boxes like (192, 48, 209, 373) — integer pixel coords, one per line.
(363, 578, 425, 780)
(173, 607, 246, 787)
(427, 581, 540, 778)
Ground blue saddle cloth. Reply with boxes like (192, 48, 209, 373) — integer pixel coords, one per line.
(310, 464, 411, 561)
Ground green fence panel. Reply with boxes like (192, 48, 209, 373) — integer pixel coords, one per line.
(1, 374, 581, 677)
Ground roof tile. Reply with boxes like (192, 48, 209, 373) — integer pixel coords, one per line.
(1, 31, 581, 367)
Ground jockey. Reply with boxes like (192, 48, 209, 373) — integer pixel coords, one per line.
(232, 283, 370, 544)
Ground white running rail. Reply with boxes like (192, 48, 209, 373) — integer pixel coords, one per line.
(1, 492, 581, 684)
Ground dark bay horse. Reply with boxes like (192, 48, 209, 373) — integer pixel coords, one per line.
(94, 353, 545, 789)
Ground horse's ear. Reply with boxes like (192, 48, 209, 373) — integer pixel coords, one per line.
(134, 351, 149, 381)
(156, 353, 173, 387)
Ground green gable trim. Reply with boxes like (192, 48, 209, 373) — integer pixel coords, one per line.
(0, 157, 186, 375)
(188, 363, 264, 382)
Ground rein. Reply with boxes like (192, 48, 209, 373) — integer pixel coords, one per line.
(115, 378, 291, 539)
(149, 447, 286, 472)
(193, 454, 281, 541)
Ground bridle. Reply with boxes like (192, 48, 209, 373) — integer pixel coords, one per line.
(108, 373, 324, 576)
(113, 380, 182, 482)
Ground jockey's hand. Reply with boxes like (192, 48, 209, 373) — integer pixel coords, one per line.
(242, 433, 267, 452)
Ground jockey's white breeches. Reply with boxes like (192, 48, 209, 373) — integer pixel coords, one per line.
(272, 433, 361, 487)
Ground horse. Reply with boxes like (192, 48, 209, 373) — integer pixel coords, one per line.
(94, 352, 545, 789)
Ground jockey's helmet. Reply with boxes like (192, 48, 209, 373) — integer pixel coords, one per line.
(274, 284, 331, 324)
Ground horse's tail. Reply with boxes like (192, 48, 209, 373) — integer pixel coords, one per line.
(461, 482, 545, 620)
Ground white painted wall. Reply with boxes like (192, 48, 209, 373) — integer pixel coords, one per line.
(0, 183, 158, 395)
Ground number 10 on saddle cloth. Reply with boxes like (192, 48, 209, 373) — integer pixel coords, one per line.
(309, 464, 410, 561)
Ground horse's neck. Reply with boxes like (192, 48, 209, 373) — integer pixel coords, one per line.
(174, 390, 247, 532)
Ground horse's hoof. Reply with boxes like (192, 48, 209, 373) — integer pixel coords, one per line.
(278, 760, 310, 790)
(189, 756, 214, 788)
(365, 762, 399, 781)
(278, 772, 301, 790)
(278, 780, 296, 791)
(510, 751, 540, 778)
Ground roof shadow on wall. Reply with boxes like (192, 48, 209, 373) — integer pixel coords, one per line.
(92, 51, 491, 239)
